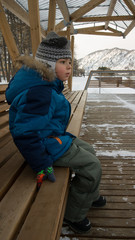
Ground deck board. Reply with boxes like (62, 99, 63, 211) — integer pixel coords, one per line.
(61, 93, 135, 239)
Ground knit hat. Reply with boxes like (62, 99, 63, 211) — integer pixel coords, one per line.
(35, 31, 72, 71)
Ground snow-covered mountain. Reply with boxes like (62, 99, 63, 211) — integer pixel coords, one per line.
(78, 48, 135, 75)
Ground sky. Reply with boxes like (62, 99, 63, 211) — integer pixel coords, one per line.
(74, 28, 135, 59)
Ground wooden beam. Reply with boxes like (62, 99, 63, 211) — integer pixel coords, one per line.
(0, 1, 19, 62)
(105, 0, 117, 29)
(76, 25, 105, 34)
(68, 36, 74, 91)
(75, 15, 135, 22)
(123, 0, 135, 15)
(1, 0, 29, 26)
(124, 20, 135, 36)
(1, 0, 46, 38)
(70, 0, 106, 21)
(76, 26, 122, 36)
(55, 0, 106, 32)
(56, 0, 70, 23)
(48, 0, 56, 32)
(107, 26, 122, 34)
(81, 31, 122, 36)
(28, 0, 41, 57)
(56, 0, 74, 34)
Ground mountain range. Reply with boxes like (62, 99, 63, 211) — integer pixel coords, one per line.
(78, 48, 135, 75)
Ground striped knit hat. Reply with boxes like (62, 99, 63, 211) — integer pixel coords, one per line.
(35, 31, 72, 71)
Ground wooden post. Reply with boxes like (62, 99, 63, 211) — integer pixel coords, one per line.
(28, 0, 41, 57)
(0, 1, 19, 63)
(68, 35, 74, 91)
(47, 0, 56, 33)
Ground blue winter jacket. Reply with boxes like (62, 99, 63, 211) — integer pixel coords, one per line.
(6, 57, 73, 173)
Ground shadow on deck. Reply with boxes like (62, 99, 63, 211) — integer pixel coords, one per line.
(61, 93, 135, 240)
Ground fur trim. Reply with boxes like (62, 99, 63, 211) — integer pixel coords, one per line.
(15, 56, 55, 82)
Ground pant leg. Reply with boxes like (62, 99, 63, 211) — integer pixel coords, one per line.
(73, 137, 96, 155)
(54, 137, 102, 222)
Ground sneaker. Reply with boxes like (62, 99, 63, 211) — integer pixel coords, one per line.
(64, 217, 91, 234)
(92, 195, 106, 207)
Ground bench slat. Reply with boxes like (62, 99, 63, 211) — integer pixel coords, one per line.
(16, 167, 69, 240)
(0, 139, 17, 166)
(0, 93, 6, 102)
(0, 112, 9, 126)
(0, 151, 25, 199)
(67, 90, 87, 136)
(0, 102, 9, 113)
(0, 125, 10, 138)
(0, 84, 8, 92)
(0, 134, 12, 148)
(0, 166, 36, 240)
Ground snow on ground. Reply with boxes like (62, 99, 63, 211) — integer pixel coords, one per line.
(72, 76, 135, 94)
(60, 77, 135, 239)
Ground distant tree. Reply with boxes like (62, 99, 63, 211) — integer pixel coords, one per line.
(98, 67, 111, 71)
(73, 58, 79, 76)
(97, 66, 114, 76)
(73, 58, 85, 76)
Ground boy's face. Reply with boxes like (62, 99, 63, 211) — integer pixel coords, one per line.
(55, 58, 72, 81)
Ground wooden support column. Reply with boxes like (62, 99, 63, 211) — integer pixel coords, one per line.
(0, 1, 19, 63)
(68, 35, 74, 91)
(28, 0, 41, 57)
(48, 0, 56, 33)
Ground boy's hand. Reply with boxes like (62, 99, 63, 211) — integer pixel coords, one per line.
(37, 166, 56, 189)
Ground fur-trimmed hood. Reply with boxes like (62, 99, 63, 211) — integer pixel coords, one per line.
(6, 55, 64, 105)
(15, 55, 55, 82)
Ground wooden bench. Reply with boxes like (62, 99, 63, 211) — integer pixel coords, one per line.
(0, 83, 87, 240)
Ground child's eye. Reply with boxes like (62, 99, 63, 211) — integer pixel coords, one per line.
(59, 60, 66, 64)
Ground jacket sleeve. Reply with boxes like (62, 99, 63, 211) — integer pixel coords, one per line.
(14, 85, 55, 173)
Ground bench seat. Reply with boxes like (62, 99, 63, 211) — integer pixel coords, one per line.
(0, 84, 87, 240)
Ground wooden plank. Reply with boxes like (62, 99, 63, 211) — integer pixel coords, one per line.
(55, 184, 69, 240)
(0, 112, 9, 126)
(91, 217, 135, 227)
(0, 134, 12, 148)
(0, 151, 25, 200)
(0, 84, 8, 92)
(70, 91, 83, 117)
(0, 139, 17, 166)
(0, 124, 9, 138)
(67, 91, 87, 136)
(0, 93, 6, 102)
(0, 166, 36, 240)
(0, 102, 9, 113)
(16, 167, 69, 240)
(96, 202, 135, 210)
(61, 227, 135, 239)
(67, 91, 79, 102)
(89, 209, 135, 218)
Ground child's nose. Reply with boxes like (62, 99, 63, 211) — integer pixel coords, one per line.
(67, 63, 71, 68)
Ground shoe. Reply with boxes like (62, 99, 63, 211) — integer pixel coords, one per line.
(92, 195, 106, 207)
(64, 217, 91, 234)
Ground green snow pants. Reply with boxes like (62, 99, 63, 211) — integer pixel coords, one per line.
(54, 137, 102, 222)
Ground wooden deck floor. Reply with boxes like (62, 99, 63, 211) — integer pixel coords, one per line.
(61, 93, 135, 240)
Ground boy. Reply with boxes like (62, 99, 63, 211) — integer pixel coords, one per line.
(6, 31, 106, 234)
